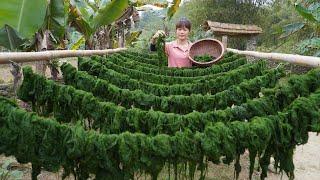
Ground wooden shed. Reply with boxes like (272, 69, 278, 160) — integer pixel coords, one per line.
(203, 21, 263, 51)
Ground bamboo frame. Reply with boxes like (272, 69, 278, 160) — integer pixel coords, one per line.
(227, 48, 320, 67)
(0, 47, 319, 67)
(0, 48, 127, 64)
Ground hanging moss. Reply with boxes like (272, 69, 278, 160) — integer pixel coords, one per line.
(194, 54, 215, 62)
(156, 34, 167, 67)
(78, 57, 265, 96)
(18, 66, 320, 137)
(85, 55, 251, 84)
(117, 50, 235, 67)
(5, 48, 320, 180)
(2, 86, 320, 179)
(61, 63, 284, 114)
(112, 52, 240, 76)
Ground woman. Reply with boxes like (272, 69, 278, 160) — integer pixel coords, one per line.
(150, 18, 193, 68)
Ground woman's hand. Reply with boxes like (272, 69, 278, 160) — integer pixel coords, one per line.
(151, 30, 166, 44)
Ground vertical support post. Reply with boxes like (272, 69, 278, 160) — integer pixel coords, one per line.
(117, 22, 125, 48)
(9, 60, 22, 95)
(246, 36, 257, 51)
(35, 31, 49, 76)
(222, 35, 228, 49)
(246, 36, 257, 62)
(48, 60, 59, 81)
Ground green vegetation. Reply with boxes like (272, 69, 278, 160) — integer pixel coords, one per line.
(194, 54, 215, 62)
(0, 1, 319, 180)
(0, 51, 315, 179)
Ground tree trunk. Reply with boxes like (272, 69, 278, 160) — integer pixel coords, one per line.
(85, 37, 94, 50)
(93, 25, 113, 50)
(35, 30, 53, 76)
(117, 22, 125, 48)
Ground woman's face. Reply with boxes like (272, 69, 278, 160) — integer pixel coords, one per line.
(176, 27, 190, 41)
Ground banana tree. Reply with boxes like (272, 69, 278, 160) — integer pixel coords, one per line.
(0, 0, 131, 50)
(69, 0, 182, 49)
(279, 0, 320, 56)
(0, 0, 182, 51)
(0, 25, 27, 51)
(0, 0, 130, 78)
(0, 0, 68, 51)
(68, 0, 130, 49)
(0, 0, 47, 51)
(0, 0, 67, 76)
(0, 0, 48, 39)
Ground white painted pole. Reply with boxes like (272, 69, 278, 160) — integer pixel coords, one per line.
(0, 48, 127, 64)
(227, 48, 320, 67)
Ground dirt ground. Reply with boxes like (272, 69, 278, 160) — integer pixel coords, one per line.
(0, 59, 77, 84)
(0, 61, 319, 180)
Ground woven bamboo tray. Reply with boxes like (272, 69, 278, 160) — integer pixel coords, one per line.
(189, 39, 225, 66)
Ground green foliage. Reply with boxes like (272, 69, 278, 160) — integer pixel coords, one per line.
(78, 53, 244, 80)
(0, 24, 26, 51)
(277, 1, 320, 56)
(2, 79, 320, 179)
(173, 0, 269, 49)
(0, 0, 47, 38)
(1, 49, 320, 179)
(126, 30, 142, 47)
(279, 22, 306, 38)
(156, 34, 167, 67)
(69, 35, 85, 50)
(294, 2, 319, 23)
(119, 51, 235, 69)
(297, 37, 320, 56)
(131, 8, 166, 51)
(81, 53, 253, 84)
(194, 54, 214, 62)
(78, 56, 265, 96)
(43, 0, 68, 40)
(167, 0, 182, 21)
(61, 62, 284, 114)
(18, 57, 320, 136)
(17, 65, 271, 134)
(92, 0, 129, 29)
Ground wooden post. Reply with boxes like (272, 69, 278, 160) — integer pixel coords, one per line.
(35, 31, 50, 76)
(117, 22, 125, 48)
(222, 36, 228, 49)
(9, 60, 22, 95)
(245, 36, 257, 62)
(246, 36, 257, 51)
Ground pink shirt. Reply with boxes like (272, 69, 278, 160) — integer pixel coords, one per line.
(165, 41, 192, 68)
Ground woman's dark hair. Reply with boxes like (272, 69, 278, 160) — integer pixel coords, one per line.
(176, 18, 191, 31)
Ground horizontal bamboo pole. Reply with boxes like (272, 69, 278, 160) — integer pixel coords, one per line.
(227, 48, 320, 67)
(0, 48, 127, 64)
(1, 47, 319, 67)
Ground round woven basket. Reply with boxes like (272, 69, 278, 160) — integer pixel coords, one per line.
(189, 38, 225, 66)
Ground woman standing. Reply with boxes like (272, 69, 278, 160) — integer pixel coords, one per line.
(150, 18, 193, 68)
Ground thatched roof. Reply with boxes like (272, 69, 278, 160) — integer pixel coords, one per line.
(203, 21, 263, 36)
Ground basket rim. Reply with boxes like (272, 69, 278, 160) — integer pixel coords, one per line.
(188, 38, 225, 65)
